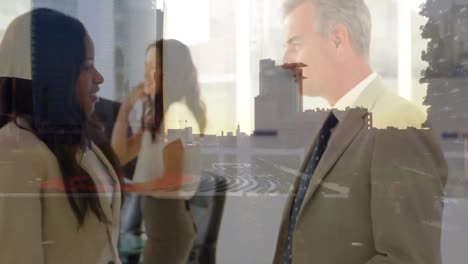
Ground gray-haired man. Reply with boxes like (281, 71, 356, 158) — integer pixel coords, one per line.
(273, 0, 447, 263)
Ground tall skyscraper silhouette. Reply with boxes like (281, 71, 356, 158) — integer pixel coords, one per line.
(254, 59, 303, 135)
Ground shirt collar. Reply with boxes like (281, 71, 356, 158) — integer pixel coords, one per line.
(331, 72, 378, 122)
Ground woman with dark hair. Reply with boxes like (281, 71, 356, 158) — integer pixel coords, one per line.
(0, 8, 122, 264)
(111, 39, 206, 263)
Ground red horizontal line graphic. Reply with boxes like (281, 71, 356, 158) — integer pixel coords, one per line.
(38, 175, 197, 192)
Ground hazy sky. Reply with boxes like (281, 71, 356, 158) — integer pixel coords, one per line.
(0, 0, 432, 135)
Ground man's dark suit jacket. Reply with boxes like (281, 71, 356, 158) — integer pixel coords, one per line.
(273, 77, 447, 264)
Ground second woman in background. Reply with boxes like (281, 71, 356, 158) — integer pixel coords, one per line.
(112, 39, 207, 264)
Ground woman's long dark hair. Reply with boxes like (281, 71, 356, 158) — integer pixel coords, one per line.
(0, 8, 121, 227)
(146, 39, 207, 138)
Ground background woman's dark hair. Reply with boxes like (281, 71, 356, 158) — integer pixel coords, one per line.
(146, 39, 207, 138)
(0, 8, 121, 227)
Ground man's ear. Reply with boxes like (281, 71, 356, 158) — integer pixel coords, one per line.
(329, 24, 349, 52)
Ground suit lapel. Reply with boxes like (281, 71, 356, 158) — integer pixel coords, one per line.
(289, 118, 324, 205)
(297, 108, 368, 218)
(89, 143, 121, 260)
(90, 143, 118, 184)
(275, 121, 324, 256)
(287, 111, 327, 200)
(295, 77, 384, 218)
(90, 143, 120, 222)
(274, 77, 386, 262)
